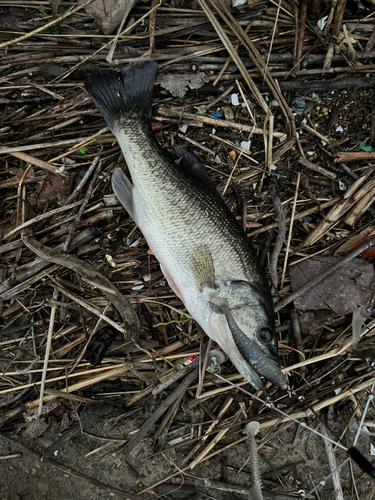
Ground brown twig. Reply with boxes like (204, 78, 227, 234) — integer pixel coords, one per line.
(123, 367, 199, 456)
(21, 234, 140, 334)
(62, 156, 102, 251)
(0, 0, 93, 50)
(38, 288, 58, 415)
(268, 177, 286, 290)
(323, 0, 347, 70)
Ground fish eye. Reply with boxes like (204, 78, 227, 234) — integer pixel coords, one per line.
(258, 328, 272, 343)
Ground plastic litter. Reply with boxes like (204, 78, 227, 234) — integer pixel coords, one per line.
(231, 93, 240, 106)
(360, 143, 373, 152)
(240, 140, 251, 150)
(132, 282, 144, 291)
(292, 97, 306, 115)
(317, 16, 328, 30)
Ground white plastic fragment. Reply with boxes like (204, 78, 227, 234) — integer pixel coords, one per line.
(232, 0, 246, 6)
(317, 15, 328, 30)
(338, 180, 347, 191)
(142, 275, 151, 282)
(240, 140, 251, 151)
(212, 128, 216, 134)
(307, 151, 314, 156)
(132, 282, 144, 291)
(61, 157, 75, 165)
(179, 124, 188, 134)
(231, 93, 240, 106)
(271, 99, 279, 107)
(214, 155, 221, 164)
(321, 140, 327, 146)
(270, 164, 277, 171)
(336, 125, 344, 133)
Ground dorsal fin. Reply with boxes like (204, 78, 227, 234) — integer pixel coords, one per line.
(166, 145, 216, 192)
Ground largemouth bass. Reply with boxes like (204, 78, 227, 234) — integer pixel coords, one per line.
(85, 62, 287, 391)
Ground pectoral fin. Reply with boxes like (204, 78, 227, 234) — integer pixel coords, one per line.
(190, 245, 216, 291)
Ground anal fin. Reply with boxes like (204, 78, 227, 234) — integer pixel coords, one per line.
(112, 168, 135, 220)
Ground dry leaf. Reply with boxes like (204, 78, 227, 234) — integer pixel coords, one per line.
(7, 167, 35, 179)
(289, 256, 374, 316)
(22, 399, 77, 438)
(28, 174, 74, 211)
(82, 0, 138, 35)
(0, 202, 36, 239)
(299, 310, 334, 336)
(159, 72, 209, 98)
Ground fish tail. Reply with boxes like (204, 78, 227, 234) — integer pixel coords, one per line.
(84, 61, 158, 131)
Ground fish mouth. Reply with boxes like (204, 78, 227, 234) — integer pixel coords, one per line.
(224, 308, 287, 390)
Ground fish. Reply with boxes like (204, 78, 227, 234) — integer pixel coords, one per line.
(84, 61, 287, 391)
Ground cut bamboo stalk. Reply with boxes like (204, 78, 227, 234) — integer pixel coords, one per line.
(299, 170, 375, 249)
(26, 364, 132, 409)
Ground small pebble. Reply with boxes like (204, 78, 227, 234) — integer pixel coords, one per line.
(222, 106, 234, 121)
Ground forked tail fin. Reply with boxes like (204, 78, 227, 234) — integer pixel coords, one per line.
(84, 61, 158, 131)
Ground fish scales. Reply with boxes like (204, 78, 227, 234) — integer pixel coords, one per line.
(118, 120, 264, 281)
(85, 61, 287, 391)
